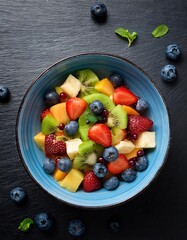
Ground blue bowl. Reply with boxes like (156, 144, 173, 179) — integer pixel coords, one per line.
(16, 53, 170, 208)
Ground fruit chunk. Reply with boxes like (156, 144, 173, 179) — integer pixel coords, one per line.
(94, 78, 114, 96)
(115, 140, 135, 154)
(45, 134, 66, 158)
(113, 87, 138, 105)
(111, 128, 127, 145)
(60, 74, 81, 98)
(134, 131, 156, 148)
(122, 105, 139, 115)
(40, 108, 52, 121)
(108, 154, 129, 174)
(34, 132, 45, 151)
(41, 115, 59, 135)
(53, 168, 67, 181)
(55, 86, 63, 95)
(78, 108, 94, 141)
(66, 97, 87, 120)
(82, 170, 102, 192)
(59, 168, 84, 192)
(107, 105, 128, 129)
(65, 138, 83, 160)
(88, 123, 112, 147)
(125, 148, 143, 160)
(50, 102, 70, 124)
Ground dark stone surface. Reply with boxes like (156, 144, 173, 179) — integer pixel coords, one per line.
(0, 0, 187, 239)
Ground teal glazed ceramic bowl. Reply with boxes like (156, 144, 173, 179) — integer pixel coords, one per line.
(16, 53, 170, 208)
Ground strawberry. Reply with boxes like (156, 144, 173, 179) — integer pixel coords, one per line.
(113, 86, 138, 105)
(127, 115, 153, 136)
(66, 97, 87, 120)
(40, 108, 51, 121)
(45, 134, 66, 158)
(108, 154, 129, 174)
(83, 170, 102, 192)
(88, 123, 112, 147)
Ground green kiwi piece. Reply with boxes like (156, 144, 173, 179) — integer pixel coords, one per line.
(78, 108, 94, 141)
(83, 93, 115, 112)
(76, 69, 99, 97)
(41, 115, 59, 135)
(73, 140, 104, 171)
(107, 105, 128, 129)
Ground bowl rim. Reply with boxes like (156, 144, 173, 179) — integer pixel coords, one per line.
(16, 52, 171, 209)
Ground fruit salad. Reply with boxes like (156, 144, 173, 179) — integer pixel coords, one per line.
(34, 69, 156, 193)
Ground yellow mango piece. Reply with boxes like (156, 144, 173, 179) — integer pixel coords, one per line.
(55, 86, 63, 95)
(33, 132, 45, 151)
(59, 169, 84, 192)
(122, 105, 139, 115)
(95, 78, 114, 96)
(125, 148, 143, 160)
(53, 168, 67, 181)
(50, 102, 70, 124)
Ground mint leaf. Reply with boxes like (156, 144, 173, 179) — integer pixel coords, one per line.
(18, 218, 34, 232)
(152, 24, 169, 38)
(115, 28, 138, 47)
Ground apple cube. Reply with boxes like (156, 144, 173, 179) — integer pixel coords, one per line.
(65, 138, 83, 160)
(115, 139, 135, 154)
(60, 74, 81, 98)
(134, 131, 156, 148)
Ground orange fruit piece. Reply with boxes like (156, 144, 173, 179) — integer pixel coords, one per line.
(122, 105, 139, 115)
(95, 78, 114, 96)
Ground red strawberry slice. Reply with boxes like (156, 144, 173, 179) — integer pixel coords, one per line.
(45, 134, 66, 158)
(66, 97, 87, 120)
(83, 170, 102, 192)
(108, 154, 129, 174)
(88, 123, 112, 147)
(113, 86, 138, 105)
(40, 108, 51, 121)
(128, 115, 153, 136)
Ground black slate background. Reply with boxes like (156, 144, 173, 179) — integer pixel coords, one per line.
(1, 1, 187, 239)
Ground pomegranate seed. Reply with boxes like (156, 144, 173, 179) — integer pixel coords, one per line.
(102, 109, 109, 117)
(128, 157, 137, 168)
(137, 149, 144, 157)
(60, 92, 68, 102)
(58, 123, 65, 130)
(131, 133, 138, 140)
(97, 157, 106, 164)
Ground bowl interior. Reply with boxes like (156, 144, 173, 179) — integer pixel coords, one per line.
(17, 54, 170, 208)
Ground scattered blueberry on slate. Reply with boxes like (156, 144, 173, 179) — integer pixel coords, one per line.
(43, 158, 56, 174)
(93, 163, 107, 178)
(68, 219, 86, 237)
(10, 187, 27, 204)
(161, 64, 177, 81)
(0, 85, 10, 102)
(104, 176, 119, 190)
(109, 73, 123, 88)
(136, 98, 149, 112)
(135, 156, 148, 172)
(57, 157, 72, 172)
(43, 90, 60, 107)
(121, 168, 137, 182)
(64, 120, 79, 136)
(103, 146, 119, 162)
(90, 100, 104, 115)
(108, 219, 120, 233)
(91, 2, 107, 20)
(35, 212, 54, 231)
(165, 44, 181, 60)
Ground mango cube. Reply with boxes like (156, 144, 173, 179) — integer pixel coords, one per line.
(95, 78, 114, 96)
(50, 102, 70, 124)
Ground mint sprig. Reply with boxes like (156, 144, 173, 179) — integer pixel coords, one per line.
(152, 24, 169, 38)
(18, 218, 34, 232)
(115, 28, 138, 47)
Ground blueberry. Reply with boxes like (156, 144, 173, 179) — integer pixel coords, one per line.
(93, 163, 107, 178)
(91, 2, 107, 20)
(135, 156, 148, 171)
(0, 85, 10, 102)
(108, 219, 120, 233)
(103, 146, 119, 162)
(64, 121, 78, 136)
(43, 90, 60, 107)
(90, 100, 104, 115)
(57, 157, 72, 172)
(161, 64, 177, 81)
(68, 219, 85, 237)
(109, 74, 123, 88)
(35, 212, 54, 231)
(121, 168, 137, 182)
(10, 187, 26, 204)
(135, 98, 149, 112)
(43, 158, 56, 174)
(104, 176, 119, 190)
(166, 44, 181, 60)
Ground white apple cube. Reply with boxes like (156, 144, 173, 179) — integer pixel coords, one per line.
(115, 139, 135, 154)
(60, 74, 81, 97)
(65, 138, 82, 160)
(134, 131, 156, 148)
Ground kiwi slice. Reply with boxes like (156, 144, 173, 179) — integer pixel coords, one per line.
(73, 140, 104, 171)
(107, 105, 128, 129)
(78, 108, 94, 141)
(76, 69, 99, 97)
(41, 115, 59, 135)
(83, 93, 115, 112)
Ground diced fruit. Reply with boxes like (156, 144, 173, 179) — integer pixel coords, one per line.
(53, 168, 67, 181)
(82, 170, 102, 192)
(111, 128, 127, 145)
(50, 102, 70, 124)
(55, 86, 63, 95)
(59, 169, 84, 192)
(43, 90, 60, 107)
(41, 115, 59, 135)
(122, 105, 139, 116)
(134, 131, 156, 148)
(59, 92, 68, 102)
(113, 87, 138, 105)
(60, 74, 81, 98)
(78, 108, 94, 141)
(127, 115, 153, 136)
(40, 108, 52, 121)
(125, 148, 143, 160)
(66, 97, 87, 120)
(115, 140, 135, 154)
(45, 134, 66, 158)
(34, 132, 45, 151)
(107, 104, 128, 129)
(108, 154, 129, 174)
(94, 78, 114, 96)
(65, 138, 83, 160)
(88, 123, 112, 147)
